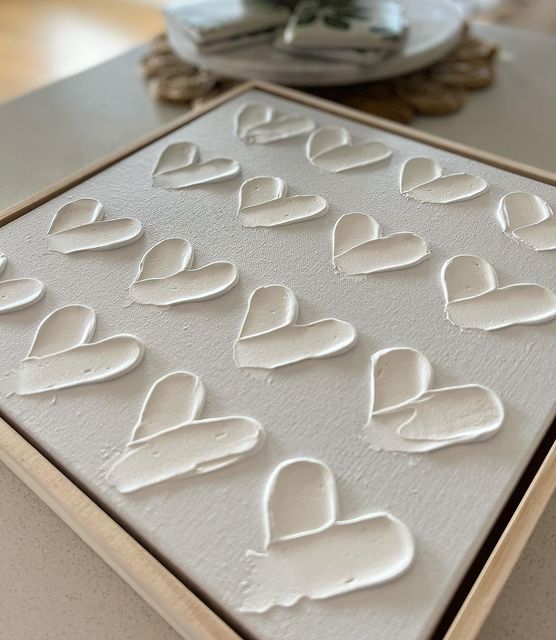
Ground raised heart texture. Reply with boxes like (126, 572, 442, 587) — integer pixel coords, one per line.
(365, 347, 505, 452)
(16, 305, 144, 395)
(129, 238, 238, 306)
(106, 371, 265, 492)
(233, 285, 357, 369)
(441, 255, 556, 330)
(46, 198, 143, 254)
(333, 213, 430, 275)
(152, 141, 240, 188)
(497, 192, 556, 252)
(307, 126, 392, 172)
(0, 253, 45, 314)
(238, 176, 328, 227)
(240, 457, 414, 613)
(400, 157, 488, 204)
(235, 102, 315, 144)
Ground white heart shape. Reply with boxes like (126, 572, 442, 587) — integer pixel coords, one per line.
(233, 285, 357, 369)
(235, 103, 273, 140)
(497, 192, 556, 252)
(16, 305, 144, 395)
(240, 458, 414, 613)
(400, 157, 488, 204)
(307, 126, 392, 173)
(152, 141, 240, 188)
(46, 198, 143, 254)
(365, 347, 505, 453)
(441, 255, 556, 330)
(0, 253, 45, 314)
(238, 176, 328, 227)
(129, 238, 238, 306)
(332, 213, 430, 275)
(235, 102, 315, 144)
(106, 371, 265, 493)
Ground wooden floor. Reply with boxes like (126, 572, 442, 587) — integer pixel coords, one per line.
(0, 0, 164, 103)
(0, 0, 554, 104)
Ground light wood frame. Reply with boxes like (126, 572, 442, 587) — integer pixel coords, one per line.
(0, 80, 554, 640)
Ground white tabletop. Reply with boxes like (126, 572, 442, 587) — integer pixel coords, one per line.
(413, 25, 556, 173)
(0, 23, 554, 640)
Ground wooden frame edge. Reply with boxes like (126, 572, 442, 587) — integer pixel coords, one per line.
(1, 79, 555, 640)
(444, 440, 556, 640)
(0, 417, 242, 640)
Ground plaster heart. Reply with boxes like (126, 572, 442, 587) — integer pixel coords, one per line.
(332, 213, 430, 275)
(497, 192, 556, 252)
(400, 157, 489, 204)
(441, 255, 556, 330)
(306, 126, 392, 173)
(129, 238, 238, 306)
(106, 371, 265, 493)
(0, 253, 45, 314)
(16, 305, 144, 395)
(364, 347, 504, 453)
(239, 458, 414, 613)
(46, 198, 143, 254)
(152, 141, 240, 188)
(235, 102, 315, 144)
(233, 285, 357, 369)
(238, 176, 328, 227)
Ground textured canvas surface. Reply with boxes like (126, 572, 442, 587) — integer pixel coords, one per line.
(0, 89, 554, 640)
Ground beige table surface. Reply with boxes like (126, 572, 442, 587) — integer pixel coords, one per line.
(0, 23, 554, 640)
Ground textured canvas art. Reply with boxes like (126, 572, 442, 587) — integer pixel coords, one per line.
(0, 89, 554, 640)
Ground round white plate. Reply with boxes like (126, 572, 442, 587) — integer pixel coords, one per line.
(166, 0, 464, 87)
